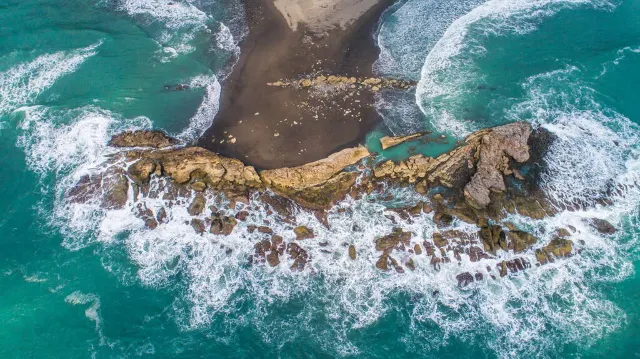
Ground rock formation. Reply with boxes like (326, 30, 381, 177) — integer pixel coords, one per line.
(379, 131, 431, 150)
(108, 130, 180, 149)
(260, 146, 370, 209)
(66, 121, 602, 281)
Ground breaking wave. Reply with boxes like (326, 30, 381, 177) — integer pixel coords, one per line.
(0, 42, 101, 117)
(415, 0, 615, 135)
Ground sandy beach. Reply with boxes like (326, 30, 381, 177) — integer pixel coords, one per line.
(197, 0, 394, 169)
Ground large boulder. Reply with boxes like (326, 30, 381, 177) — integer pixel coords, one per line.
(464, 123, 531, 209)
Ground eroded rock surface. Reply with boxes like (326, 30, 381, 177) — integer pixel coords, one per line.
(108, 130, 179, 149)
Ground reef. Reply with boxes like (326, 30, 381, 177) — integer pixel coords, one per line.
(67, 122, 617, 285)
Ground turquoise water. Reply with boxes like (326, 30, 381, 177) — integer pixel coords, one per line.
(2, 0, 640, 358)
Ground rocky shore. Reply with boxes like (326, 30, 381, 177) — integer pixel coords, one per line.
(68, 122, 617, 285)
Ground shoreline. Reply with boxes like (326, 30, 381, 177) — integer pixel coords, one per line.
(197, 0, 396, 169)
(70, 122, 619, 280)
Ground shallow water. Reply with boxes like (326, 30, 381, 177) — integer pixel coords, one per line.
(1, 0, 640, 358)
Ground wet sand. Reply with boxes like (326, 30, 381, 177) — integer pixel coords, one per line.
(197, 0, 394, 169)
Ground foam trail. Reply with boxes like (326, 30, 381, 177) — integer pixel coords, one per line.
(114, 0, 211, 55)
(375, 0, 484, 79)
(0, 42, 101, 116)
(176, 74, 221, 141)
(415, 0, 615, 135)
(65, 291, 108, 346)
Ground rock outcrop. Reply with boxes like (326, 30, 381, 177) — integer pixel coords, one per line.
(66, 123, 592, 281)
(108, 130, 179, 149)
(260, 146, 370, 209)
(380, 131, 431, 150)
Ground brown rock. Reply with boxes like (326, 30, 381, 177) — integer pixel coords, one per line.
(379, 131, 430, 150)
(190, 218, 206, 234)
(507, 231, 537, 253)
(260, 146, 370, 210)
(257, 226, 273, 234)
(464, 123, 531, 209)
(293, 226, 315, 240)
(235, 211, 249, 221)
(587, 218, 617, 235)
(348, 245, 356, 260)
(209, 213, 237, 235)
(188, 194, 206, 216)
(108, 130, 179, 148)
(432, 233, 448, 248)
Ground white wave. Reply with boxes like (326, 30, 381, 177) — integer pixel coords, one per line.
(117, 0, 208, 28)
(176, 74, 221, 141)
(113, 0, 211, 55)
(415, 0, 615, 135)
(0, 42, 101, 116)
(16, 105, 150, 177)
(375, 0, 484, 79)
(50, 164, 637, 358)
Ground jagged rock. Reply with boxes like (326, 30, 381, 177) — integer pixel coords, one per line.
(432, 233, 448, 248)
(507, 230, 537, 253)
(348, 245, 356, 260)
(287, 242, 309, 271)
(260, 146, 370, 210)
(190, 218, 206, 234)
(380, 131, 430, 150)
(376, 254, 390, 271)
(257, 226, 273, 234)
(188, 194, 206, 216)
(456, 272, 475, 288)
(557, 228, 571, 237)
(135, 204, 158, 229)
(67, 168, 129, 209)
(235, 211, 249, 221)
(464, 123, 531, 209)
(375, 229, 412, 251)
(108, 130, 179, 149)
(479, 225, 507, 254)
(293, 226, 314, 240)
(209, 213, 237, 235)
(587, 218, 617, 235)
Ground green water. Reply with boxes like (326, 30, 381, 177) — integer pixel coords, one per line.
(2, 0, 640, 358)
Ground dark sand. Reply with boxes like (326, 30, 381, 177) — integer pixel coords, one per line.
(197, 0, 394, 169)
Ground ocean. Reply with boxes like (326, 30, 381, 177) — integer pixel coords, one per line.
(1, 0, 639, 358)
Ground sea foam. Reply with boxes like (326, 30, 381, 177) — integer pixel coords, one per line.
(0, 42, 101, 117)
(415, 0, 615, 135)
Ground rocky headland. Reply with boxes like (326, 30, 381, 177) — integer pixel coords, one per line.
(67, 122, 618, 285)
